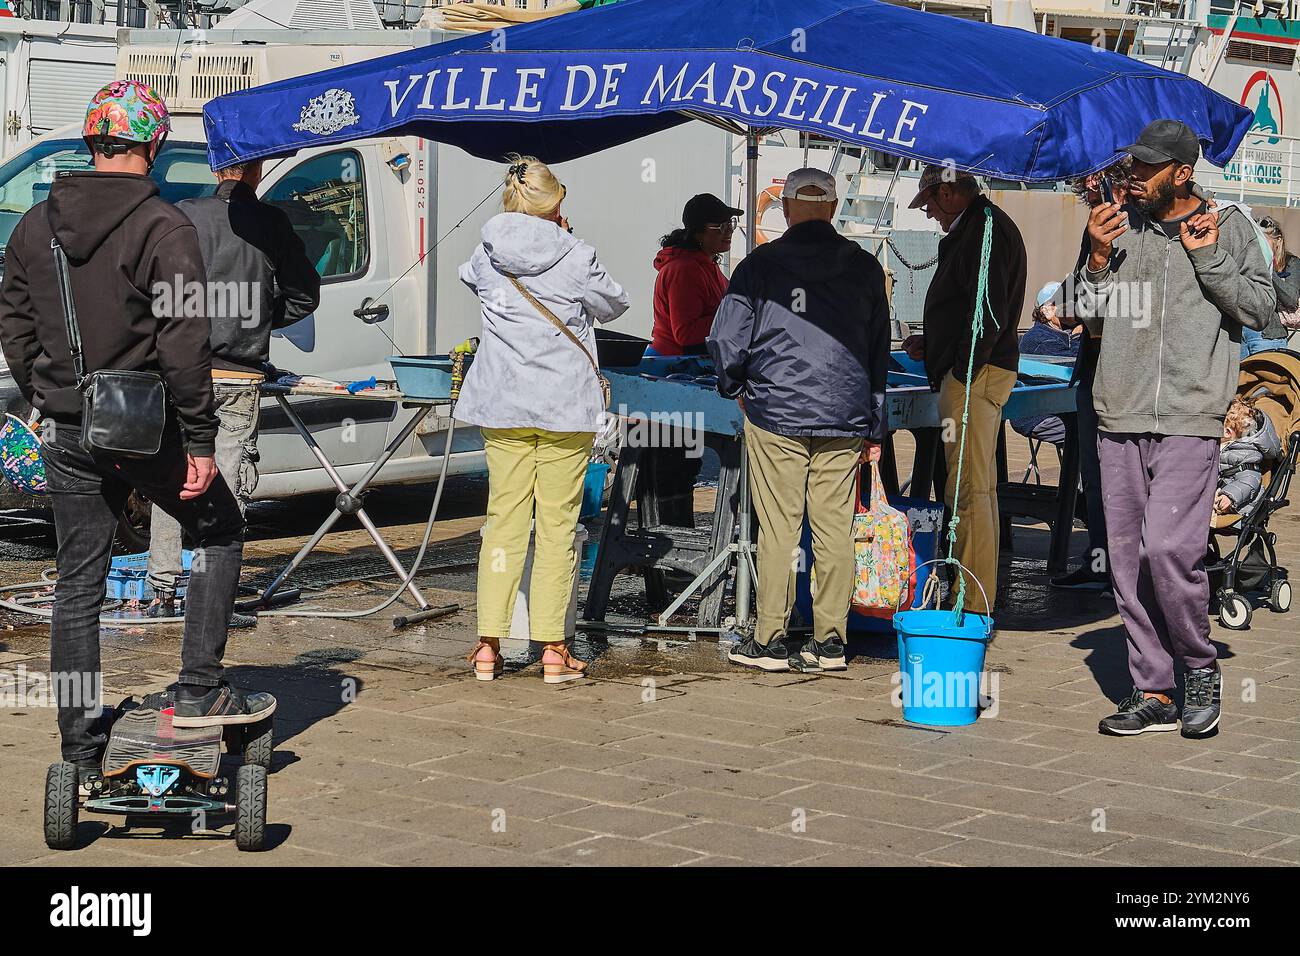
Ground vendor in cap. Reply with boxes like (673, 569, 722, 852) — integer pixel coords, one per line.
(650, 192, 743, 357)
(901, 163, 1026, 617)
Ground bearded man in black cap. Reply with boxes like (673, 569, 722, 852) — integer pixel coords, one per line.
(1076, 119, 1275, 739)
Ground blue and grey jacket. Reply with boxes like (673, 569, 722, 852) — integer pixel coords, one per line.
(707, 219, 890, 441)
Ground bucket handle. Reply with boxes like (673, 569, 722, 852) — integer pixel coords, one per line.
(894, 557, 993, 639)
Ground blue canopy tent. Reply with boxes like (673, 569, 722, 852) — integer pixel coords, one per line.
(203, 0, 1252, 180)
(199, 0, 1254, 630)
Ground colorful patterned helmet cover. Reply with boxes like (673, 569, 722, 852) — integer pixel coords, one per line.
(82, 80, 171, 144)
(0, 414, 46, 497)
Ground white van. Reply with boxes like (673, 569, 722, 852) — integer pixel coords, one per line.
(0, 20, 731, 520)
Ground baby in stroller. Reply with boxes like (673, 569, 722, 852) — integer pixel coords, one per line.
(1215, 397, 1282, 516)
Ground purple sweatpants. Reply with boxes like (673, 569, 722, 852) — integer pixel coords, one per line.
(1098, 432, 1219, 692)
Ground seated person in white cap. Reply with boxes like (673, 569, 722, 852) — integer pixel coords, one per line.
(1010, 281, 1083, 447)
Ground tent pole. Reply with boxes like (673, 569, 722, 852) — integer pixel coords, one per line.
(733, 127, 760, 631)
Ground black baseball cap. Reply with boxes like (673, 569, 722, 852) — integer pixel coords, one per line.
(683, 193, 743, 229)
(1121, 119, 1201, 168)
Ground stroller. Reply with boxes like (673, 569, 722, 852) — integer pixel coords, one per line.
(1209, 350, 1300, 629)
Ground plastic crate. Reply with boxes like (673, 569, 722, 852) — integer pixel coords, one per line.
(106, 550, 195, 601)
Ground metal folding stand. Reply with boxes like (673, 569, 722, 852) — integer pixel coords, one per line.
(238, 386, 438, 612)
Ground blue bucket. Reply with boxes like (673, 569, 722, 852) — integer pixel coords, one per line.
(893, 607, 993, 726)
(580, 460, 609, 522)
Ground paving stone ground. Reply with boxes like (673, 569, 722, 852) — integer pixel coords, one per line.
(0, 445, 1296, 866)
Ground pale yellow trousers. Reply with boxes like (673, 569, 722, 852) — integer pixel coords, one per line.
(938, 364, 1017, 615)
(477, 427, 594, 643)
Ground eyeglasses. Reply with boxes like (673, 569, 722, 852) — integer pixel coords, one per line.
(1259, 216, 1278, 230)
(704, 217, 739, 233)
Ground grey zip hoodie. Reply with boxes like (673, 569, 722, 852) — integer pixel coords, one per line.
(1075, 190, 1275, 438)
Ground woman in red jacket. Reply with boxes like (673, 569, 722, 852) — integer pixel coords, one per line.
(650, 193, 742, 355)
(645, 194, 741, 532)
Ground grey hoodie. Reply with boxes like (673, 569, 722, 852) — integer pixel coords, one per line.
(1075, 192, 1276, 438)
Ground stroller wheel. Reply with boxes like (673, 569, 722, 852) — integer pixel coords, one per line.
(1218, 590, 1252, 630)
(1269, 579, 1292, 613)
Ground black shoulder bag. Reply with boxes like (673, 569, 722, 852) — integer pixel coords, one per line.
(51, 238, 168, 457)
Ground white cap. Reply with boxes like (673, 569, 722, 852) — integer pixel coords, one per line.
(1036, 281, 1062, 307)
(780, 167, 838, 202)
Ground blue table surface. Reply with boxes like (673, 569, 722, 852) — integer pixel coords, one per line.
(607, 350, 1076, 436)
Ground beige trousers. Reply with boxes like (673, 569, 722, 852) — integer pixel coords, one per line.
(745, 419, 862, 647)
(938, 364, 1017, 615)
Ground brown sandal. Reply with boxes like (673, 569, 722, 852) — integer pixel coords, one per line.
(467, 638, 503, 682)
(542, 642, 587, 684)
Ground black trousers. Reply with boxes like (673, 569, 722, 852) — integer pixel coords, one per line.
(42, 420, 245, 762)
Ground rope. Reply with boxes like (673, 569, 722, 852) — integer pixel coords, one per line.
(943, 205, 998, 619)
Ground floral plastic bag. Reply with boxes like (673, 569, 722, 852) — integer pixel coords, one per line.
(851, 463, 915, 619)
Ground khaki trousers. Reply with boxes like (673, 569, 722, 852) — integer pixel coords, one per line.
(477, 427, 593, 643)
(938, 364, 1017, 615)
(746, 419, 862, 647)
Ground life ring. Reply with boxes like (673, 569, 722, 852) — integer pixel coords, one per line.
(754, 185, 784, 245)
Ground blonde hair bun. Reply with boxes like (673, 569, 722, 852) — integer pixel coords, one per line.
(502, 152, 564, 219)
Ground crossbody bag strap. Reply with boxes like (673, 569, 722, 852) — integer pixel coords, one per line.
(506, 273, 600, 377)
(50, 238, 87, 387)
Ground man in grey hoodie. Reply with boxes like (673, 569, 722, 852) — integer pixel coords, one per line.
(1077, 120, 1275, 738)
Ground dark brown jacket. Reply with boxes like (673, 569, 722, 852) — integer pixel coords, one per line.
(922, 194, 1026, 391)
(0, 171, 217, 455)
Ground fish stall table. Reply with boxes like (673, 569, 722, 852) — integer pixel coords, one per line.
(239, 382, 442, 612)
(585, 351, 1079, 630)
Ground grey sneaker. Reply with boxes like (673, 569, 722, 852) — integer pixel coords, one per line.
(172, 682, 277, 728)
(1181, 665, 1222, 737)
(1098, 688, 1180, 736)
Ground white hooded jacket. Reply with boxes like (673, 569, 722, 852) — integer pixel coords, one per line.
(455, 212, 629, 433)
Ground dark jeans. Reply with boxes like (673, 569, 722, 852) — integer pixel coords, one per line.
(42, 419, 245, 762)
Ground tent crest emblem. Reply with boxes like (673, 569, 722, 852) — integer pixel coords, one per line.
(292, 88, 361, 136)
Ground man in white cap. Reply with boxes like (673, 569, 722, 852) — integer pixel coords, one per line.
(708, 168, 890, 673)
(901, 163, 1026, 616)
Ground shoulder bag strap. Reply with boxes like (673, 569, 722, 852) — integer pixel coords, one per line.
(50, 238, 87, 387)
(506, 273, 600, 378)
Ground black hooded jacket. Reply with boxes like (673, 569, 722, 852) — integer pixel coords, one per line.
(707, 219, 890, 441)
(0, 171, 217, 456)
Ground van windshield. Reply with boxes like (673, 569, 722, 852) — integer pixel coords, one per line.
(0, 139, 216, 252)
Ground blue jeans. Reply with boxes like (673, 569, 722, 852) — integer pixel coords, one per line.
(1241, 326, 1289, 358)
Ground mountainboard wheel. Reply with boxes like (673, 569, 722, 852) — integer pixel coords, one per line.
(243, 717, 273, 770)
(1269, 579, 1292, 613)
(44, 762, 79, 850)
(1218, 590, 1252, 630)
(235, 763, 267, 851)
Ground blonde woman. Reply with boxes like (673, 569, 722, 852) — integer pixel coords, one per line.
(456, 155, 629, 683)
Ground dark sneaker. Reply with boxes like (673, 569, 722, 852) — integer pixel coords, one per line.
(145, 595, 177, 618)
(1181, 665, 1222, 737)
(172, 682, 277, 728)
(1050, 566, 1109, 592)
(790, 636, 847, 673)
(228, 611, 258, 629)
(726, 636, 790, 672)
(1098, 688, 1180, 736)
